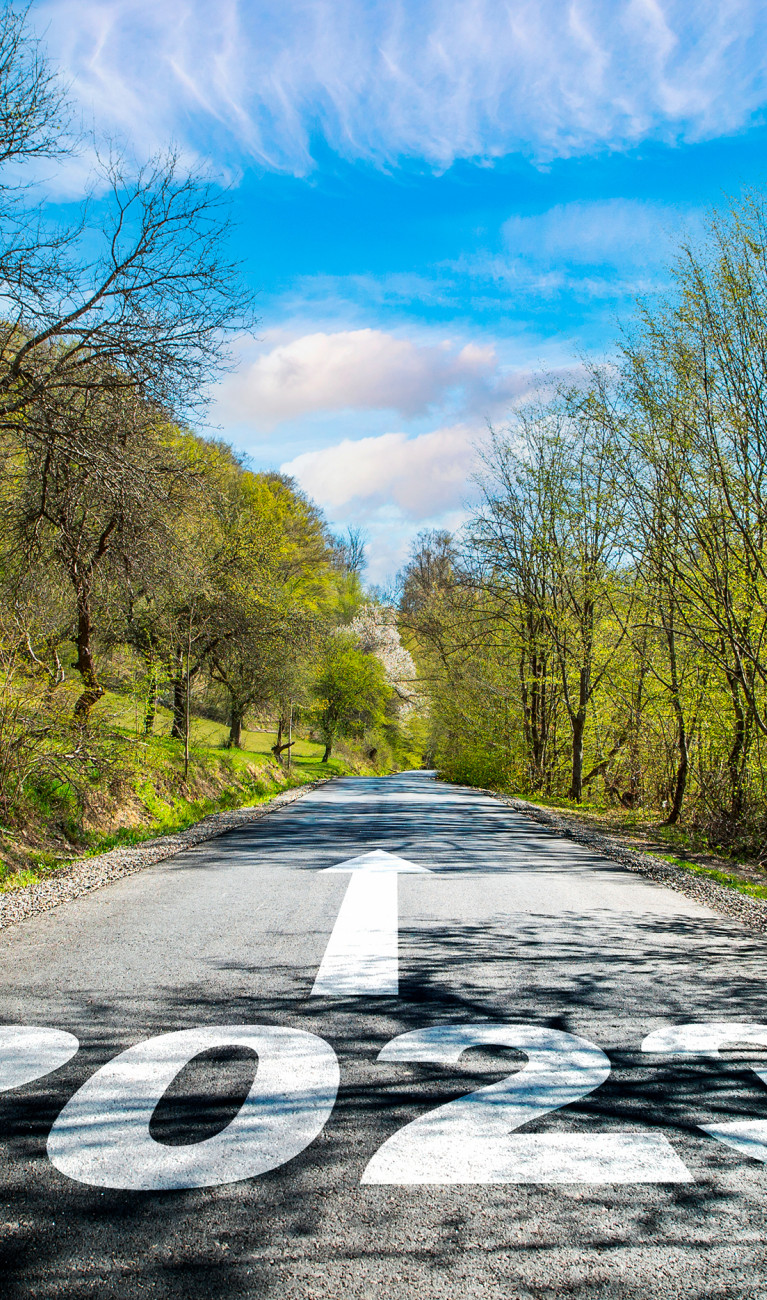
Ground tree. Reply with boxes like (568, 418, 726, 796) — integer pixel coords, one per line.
(0, 6, 69, 172)
(617, 194, 767, 817)
(471, 397, 630, 802)
(204, 469, 334, 747)
(311, 636, 391, 763)
(2, 382, 190, 716)
(0, 8, 254, 434)
(335, 525, 368, 576)
(0, 8, 257, 725)
(0, 150, 253, 424)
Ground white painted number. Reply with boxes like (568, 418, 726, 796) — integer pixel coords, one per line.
(0, 1026, 79, 1091)
(642, 1021, 767, 1163)
(362, 1024, 692, 1184)
(47, 1025, 339, 1190)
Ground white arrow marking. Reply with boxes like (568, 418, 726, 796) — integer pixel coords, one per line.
(311, 850, 431, 997)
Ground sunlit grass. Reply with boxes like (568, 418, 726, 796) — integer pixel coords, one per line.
(651, 852, 767, 900)
(0, 697, 349, 893)
(94, 689, 324, 769)
(0, 866, 41, 890)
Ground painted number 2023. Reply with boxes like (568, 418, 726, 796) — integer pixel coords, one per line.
(1, 1021, 767, 1191)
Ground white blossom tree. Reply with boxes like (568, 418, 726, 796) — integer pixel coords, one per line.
(349, 604, 417, 716)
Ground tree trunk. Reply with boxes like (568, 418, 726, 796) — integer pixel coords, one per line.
(41, 637, 65, 700)
(725, 670, 750, 819)
(569, 711, 585, 801)
(662, 614, 687, 825)
(271, 713, 293, 761)
(322, 741, 332, 763)
(171, 648, 186, 739)
(666, 750, 688, 825)
(143, 660, 158, 735)
(664, 693, 688, 825)
(568, 665, 589, 802)
(144, 695, 157, 735)
(72, 579, 104, 719)
(228, 701, 244, 748)
(519, 619, 552, 792)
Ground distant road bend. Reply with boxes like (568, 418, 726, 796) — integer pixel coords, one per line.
(1, 770, 767, 1299)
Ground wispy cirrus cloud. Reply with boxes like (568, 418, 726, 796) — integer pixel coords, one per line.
(501, 198, 682, 266)
(453, 198, 695, 303)
(34, 0, 767, 173)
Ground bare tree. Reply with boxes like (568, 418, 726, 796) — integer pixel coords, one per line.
(5, 381, 190, 716)
(0, 9, 253, 422)
(0, 150, 255, 425)
(0, 4, 70, 170)
(336, 525, 368, 575)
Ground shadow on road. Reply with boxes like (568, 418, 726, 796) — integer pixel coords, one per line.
(2, 907, 767, 1298)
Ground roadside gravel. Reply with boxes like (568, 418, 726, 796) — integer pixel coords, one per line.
(502, 794, 767, 933)
(0, 783, 322, 933)
(6, 775, 764, 938)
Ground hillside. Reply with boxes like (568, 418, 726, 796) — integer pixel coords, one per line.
(0, 687, 381, 894)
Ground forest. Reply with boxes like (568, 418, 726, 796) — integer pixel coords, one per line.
(0, 6, 419, 882)
(4, 0, 767, 887)
(400, 194, 767, 863)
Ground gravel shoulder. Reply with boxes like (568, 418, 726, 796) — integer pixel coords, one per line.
(5, 774, 764, 938)
(0, 783, 324, 933)
(500, 793, 767, 933)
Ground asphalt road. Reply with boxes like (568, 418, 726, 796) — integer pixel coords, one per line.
(2, 770, 767, 1299)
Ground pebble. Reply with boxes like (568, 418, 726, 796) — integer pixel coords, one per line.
(0, 783, 323, 933)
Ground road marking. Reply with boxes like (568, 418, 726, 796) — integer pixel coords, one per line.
(47, 1025, 339, 1191)
(364, 1130, 691, 1184)
(362, 1024, 693, 1184)
(0, 1026, 79, 1092)
(643, 1021, 767, 1163)
(311, 850, 430, 997)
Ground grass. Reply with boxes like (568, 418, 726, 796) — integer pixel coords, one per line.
(0, 691, 374, 893)
(0, 867, 41, 891)
(95, 689, 330, 776)
(650, 853, 767, 901)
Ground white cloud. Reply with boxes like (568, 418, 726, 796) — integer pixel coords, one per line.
(281, 423, 479, 520)
(281, 422, 485, 582)
(445, 198, 698, 302)
(214, 328, 532, 430)
(34, 0, 767, 172)
(501, 199, 680, 264)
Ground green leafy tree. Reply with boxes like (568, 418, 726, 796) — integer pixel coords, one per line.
(311, 636, 391, 763)
(207, 470, 334, 747)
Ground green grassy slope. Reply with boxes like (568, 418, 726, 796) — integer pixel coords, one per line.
(1, 691, 374, 891)
(95, 689, 332, 777)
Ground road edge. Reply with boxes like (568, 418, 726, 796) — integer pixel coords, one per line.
(495, 792, 767, 934)
(0, 781, 328, 934)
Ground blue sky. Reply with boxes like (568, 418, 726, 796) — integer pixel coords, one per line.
(32, 0, 767, 579)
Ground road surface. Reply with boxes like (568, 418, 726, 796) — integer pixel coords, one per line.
(1, 770, 767, 1299)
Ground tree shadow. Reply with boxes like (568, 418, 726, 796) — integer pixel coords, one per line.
(2, 908, 767, 1298)
(170, 771, 630, 877)
(2, 771, 767, 1297)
